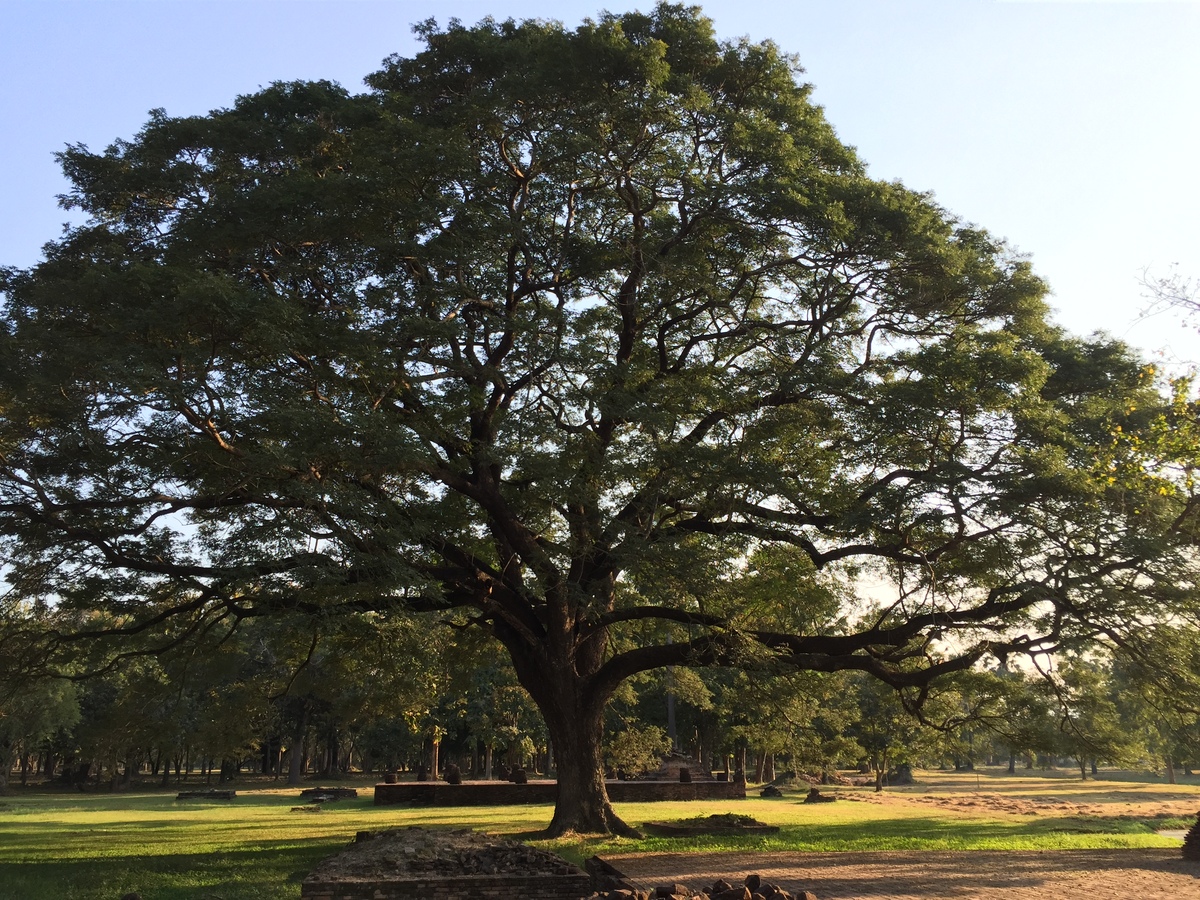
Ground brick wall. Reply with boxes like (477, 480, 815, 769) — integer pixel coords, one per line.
(301, 872, 593, 900)
(607, 780, 746, 802)
(373, 781, 558, 805)
(373, 779, 745, 806)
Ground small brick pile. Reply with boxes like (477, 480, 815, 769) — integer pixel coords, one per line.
(591, 874, 817, 900)
(1182, 812, 1200, 861)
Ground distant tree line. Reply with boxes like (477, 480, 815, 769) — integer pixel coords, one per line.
(4, 611, 1197, 793)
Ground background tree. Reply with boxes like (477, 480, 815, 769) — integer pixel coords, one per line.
(0, 677, 78, 792)
(848, 673, 930, 791)
(603, 720, 672, 778)
(1110, 626, 1200, 782)
(2, 3, 1197, 833)
(455, 642, 551, 778)
(1048, 655, 1141, 779)
(981, 669, 1059, 774)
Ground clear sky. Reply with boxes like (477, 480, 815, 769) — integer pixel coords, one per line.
(3, 0, 1198, 362)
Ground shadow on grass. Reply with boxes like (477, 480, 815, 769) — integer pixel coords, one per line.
(0, 839, 345, 900)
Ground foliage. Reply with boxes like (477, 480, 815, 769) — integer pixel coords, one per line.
(0, 676, 78, 791)
(604, 720, 673, 776)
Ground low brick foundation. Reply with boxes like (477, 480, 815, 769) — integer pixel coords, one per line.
(608, 780, 746, 802)
(301, 872, 593, 900)
(372, 780, 746, 806)
(300, 828, 592, 900)
(301, 787, 359, 800)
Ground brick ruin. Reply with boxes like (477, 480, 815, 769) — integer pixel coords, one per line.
(373, 778, 745, 806)
(302, 828, 591, 900)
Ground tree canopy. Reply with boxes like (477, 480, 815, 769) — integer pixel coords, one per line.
(2, 3, 1198, 834)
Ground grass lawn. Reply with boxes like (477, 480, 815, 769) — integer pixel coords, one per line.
(1, 768, 1196, 900)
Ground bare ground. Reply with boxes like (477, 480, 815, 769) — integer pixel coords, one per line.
(601, 848, 1200, 900)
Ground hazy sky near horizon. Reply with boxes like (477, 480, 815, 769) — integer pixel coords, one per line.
(3, 0, 1198, 362)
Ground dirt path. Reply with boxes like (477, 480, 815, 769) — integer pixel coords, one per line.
(600, 848, 1200, 900)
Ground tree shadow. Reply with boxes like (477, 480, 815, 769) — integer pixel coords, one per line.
(0, 839, 341, 900)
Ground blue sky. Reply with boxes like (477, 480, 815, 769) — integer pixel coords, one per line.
(3, 0, 1198, 362)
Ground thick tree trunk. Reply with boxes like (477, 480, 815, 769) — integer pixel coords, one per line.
(498, 620, 638, 837)
(541, 697, 637, 836)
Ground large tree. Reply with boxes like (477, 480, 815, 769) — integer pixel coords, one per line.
(1, 4, 1196, 834)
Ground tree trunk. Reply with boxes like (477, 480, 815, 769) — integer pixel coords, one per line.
(1166, 756, 1177, 785)
(540, 696, 636, 836)
(485, 744, 494, 781)
(288, 708, 309, 786)
(498, 620, 637, 837)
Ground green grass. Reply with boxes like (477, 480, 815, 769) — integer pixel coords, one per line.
(540, 794, 1189, 864)
(1, 771, 1195, 900)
